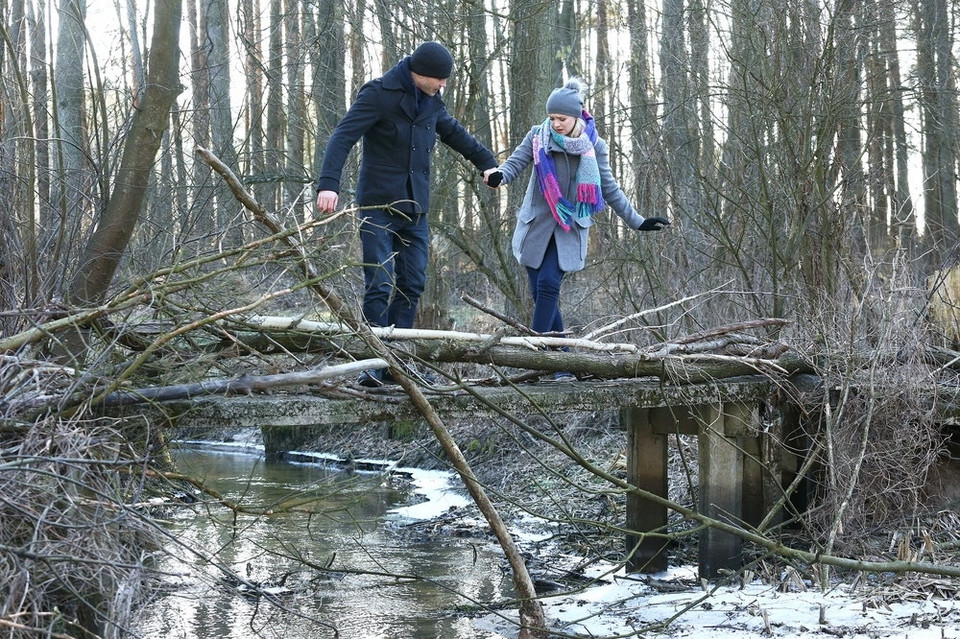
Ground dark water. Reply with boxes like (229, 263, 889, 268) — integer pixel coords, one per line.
(135, 447, 513, 638)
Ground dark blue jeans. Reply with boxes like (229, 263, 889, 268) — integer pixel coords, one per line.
(526, 236, 565, 334)
(359, 208, 428, 329)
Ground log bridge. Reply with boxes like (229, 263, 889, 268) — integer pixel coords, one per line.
(147, 372, 806, 580)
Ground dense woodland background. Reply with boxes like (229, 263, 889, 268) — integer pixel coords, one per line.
(2, 1, 960, 637)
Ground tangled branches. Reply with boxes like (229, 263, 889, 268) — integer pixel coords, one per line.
(0, 416, 162, 638)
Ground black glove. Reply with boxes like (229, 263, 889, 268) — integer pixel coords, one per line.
(485, 170, 503, 188)
(638, 217, 670, 231)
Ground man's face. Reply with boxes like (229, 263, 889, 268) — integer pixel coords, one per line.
(411, 72, 448, 96)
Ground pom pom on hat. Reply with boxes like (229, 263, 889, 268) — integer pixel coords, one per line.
(409, 41, 454, 79)
(546, 78, 586, 118)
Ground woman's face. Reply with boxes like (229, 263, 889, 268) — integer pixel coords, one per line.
(548, 114, 578, 136)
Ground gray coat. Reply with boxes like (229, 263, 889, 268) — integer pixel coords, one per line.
(499, 125, 646, 273)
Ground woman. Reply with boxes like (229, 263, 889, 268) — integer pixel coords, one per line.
(488, 79, 669, 377)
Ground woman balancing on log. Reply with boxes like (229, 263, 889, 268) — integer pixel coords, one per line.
(485, 78, 670, 381)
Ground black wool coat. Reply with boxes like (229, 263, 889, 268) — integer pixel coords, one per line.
(316, 58, 497, 215)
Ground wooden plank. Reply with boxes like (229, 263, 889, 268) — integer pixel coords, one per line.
(623, 407, 669, 573)
(698, 404, 744, 579)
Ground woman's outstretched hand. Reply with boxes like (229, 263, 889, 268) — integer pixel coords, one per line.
(638, 217, 670, 231)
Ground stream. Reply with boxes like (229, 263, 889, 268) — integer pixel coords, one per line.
(134, 444, 514, 638)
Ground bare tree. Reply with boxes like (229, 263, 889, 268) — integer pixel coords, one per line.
(186, 0, 213, 228)
(67, 0, 182, 308)
(373, 0, 399, 63)
(239, 0, 269, 209)
(308, 0, 345, 178)
(205, 0, 244, 246)
(660, 0, 704, 269)
(626, 0, 660, 215)
(555, 0, 579, 82)
(915, 0, 959, 266)
(264, 0, 283, 213)
(875, 0, 913, 250)
(284, 0, 306, 213)
(1, 0, 35, 319)
(49, 0, 90, 298)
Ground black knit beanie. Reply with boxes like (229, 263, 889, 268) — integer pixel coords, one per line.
(409, 41, 454, 79)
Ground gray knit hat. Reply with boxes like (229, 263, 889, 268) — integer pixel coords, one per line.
(409, 41, 454, 79)
(546, 78, 586, 117)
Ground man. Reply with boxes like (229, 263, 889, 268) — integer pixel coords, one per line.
(315, 41, 499, 386)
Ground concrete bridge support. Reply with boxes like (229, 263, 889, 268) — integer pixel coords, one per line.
(624, 401, 770, 579)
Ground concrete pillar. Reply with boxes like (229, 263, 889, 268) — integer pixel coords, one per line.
(698, 404, 744, 579)
(622, 407, 669, 573)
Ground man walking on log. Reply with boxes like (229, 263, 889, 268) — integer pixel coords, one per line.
(315, 41, 499, 387)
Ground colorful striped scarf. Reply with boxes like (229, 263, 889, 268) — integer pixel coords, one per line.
(533, 110, 605, 231)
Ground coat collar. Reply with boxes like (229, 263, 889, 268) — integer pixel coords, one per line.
(382, 57, 443, 122)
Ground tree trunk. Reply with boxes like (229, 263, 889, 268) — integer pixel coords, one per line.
(50, 0, 90, 298)
(818, 0, 862, 297)
(309, 0, 345, 179)
(186, 0, 213, 232)
(100, 359, 389, 406)
(917, 0, 959, 266)
(283, 0, 305, 213)
(2, 0, 37, 316)
(240, 0, 269, 209)
(555, 0, 579, 81)
(877, 0, 912, 252)
(265, 0, 284, 213)
(68, 0, 183, 307)
(661, 0, 703, 266)
(28, 0, 50, 218)
(627, 0, 658, 213)
(205, 0, 243, 247)
(372, 0, 399, 65)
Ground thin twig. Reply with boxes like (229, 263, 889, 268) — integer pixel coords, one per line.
(461, 291, 538, 336)
(581, 292, 712, 341)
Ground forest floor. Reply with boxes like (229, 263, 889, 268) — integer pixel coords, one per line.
(172, 389, 960, 639)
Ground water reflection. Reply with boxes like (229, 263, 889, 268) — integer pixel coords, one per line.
(135, 447, 513, 638)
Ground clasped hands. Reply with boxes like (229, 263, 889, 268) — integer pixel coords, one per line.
(482, 168, 502, 188)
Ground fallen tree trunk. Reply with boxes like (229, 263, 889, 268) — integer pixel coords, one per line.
(98, 358, 387, 406)
(239, 314, 643, 352)
(218, 320, 810, 383)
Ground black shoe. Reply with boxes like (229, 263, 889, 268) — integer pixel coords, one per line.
(360, 366, 438, 387)
(416, 371, 440, 385)
(357, 369, 384, 387)
(386, 367, 439, 386)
